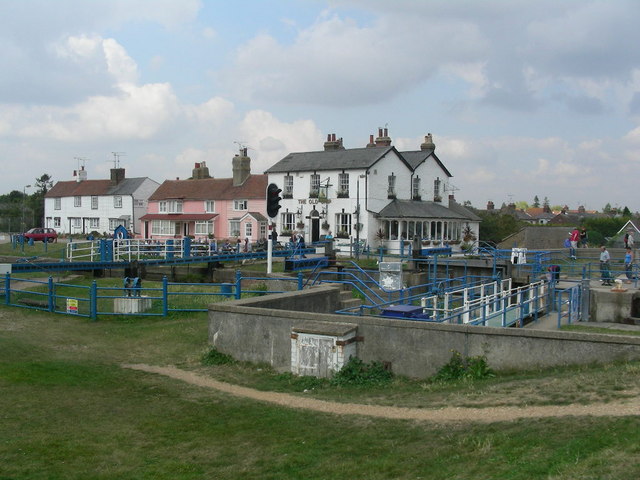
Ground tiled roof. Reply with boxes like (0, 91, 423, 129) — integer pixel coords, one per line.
(378, 199, 478, 220)
(46, 178, 151, 197)
(148, 175, 268, 201)
(265, 146, 412, 173)
(399, 150, 453, 177)
(139, 213, 218, 221)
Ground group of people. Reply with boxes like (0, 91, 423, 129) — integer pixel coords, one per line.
(566, 227, 589, 259)
(561, 228, 636, 285)
(599, 242, 635, 286)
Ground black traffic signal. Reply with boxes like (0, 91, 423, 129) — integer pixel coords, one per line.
(266, 183, 282, 218)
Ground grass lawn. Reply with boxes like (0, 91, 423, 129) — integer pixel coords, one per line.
(1, 306, 639, 479)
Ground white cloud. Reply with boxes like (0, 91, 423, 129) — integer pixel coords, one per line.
(221, 11, 488, 106)
(239, 110, 323, 172)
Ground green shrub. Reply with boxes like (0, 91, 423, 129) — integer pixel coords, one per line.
(433, 350, 494, 382)
(201, 348, 236, 366)
(330, 357, 393, 386)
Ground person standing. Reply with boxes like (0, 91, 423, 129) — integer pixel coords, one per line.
(624, 247, 634, 283)
(580, 227, 588, 248)
(569, 227, 580, 259)
(625, 230, 634, 249)
(600, 245, 612, 286)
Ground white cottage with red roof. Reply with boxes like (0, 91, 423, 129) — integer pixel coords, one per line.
(140, 149, 268, 242)
(44, 167, 159, 236)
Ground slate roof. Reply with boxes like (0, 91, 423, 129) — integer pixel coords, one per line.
(399, 150, 453, 177)
(148, 175, 268, 201)
(377, 199, 479, 220)
(265, 146, 412, 173)
(46, 178, 151, 198)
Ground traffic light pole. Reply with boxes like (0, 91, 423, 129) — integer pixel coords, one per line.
(266, 183, 281, 275)
(267, 221, 273, 274)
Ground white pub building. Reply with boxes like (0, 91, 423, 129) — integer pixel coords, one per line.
(265, 128, 480, 253)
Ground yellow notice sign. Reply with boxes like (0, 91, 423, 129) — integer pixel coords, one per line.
(66, 298, 79, 314)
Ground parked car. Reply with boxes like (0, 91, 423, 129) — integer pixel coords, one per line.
(23, 227, 58, 243)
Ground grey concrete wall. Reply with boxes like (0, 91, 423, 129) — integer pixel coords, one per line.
(208, 286, 640, 379)
(590, 289, 640, 323)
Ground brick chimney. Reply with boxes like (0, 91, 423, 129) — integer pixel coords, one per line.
(110, 168, 125, 186)
(374, 127, 392, 147)
(323, 133, 344, 151)
(192, 161, 211, 179)
(366, 134, 376, 148)
(232, 147, 251, 186)
(420, 133, 435, 151)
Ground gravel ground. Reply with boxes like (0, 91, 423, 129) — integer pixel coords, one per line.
(124, 364, 640, 424)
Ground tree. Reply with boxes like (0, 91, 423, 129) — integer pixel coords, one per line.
(533, 195, 540, 208)
(603, 203, 612, 214)
(623, 206, 631, 217)
(30, 173, 54, 228)
(35, 173, 53, 195)
(515, 201, 528, 210)
(478, 211, 523, 245)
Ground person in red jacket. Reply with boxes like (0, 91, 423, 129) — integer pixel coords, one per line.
(569, 228, 580, 259)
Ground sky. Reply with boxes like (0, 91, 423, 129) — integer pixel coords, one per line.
(1, 0, 640, 212)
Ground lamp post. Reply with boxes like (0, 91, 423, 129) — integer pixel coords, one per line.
(355, 174, 366, 259)
(22, 184, 31, 233)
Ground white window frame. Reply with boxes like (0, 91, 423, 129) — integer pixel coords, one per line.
(158, 200, 182, 213)
(281, 212, 295, 232)
(310, 174, 320, 197)
(229, 220, 241, 237)
(233, 199, 248, 211)
(195, 221, 214, 235)
(113, 195, 123, 208)
(284, 175, 293, 197)
(338, 173, 349, 197)
(109, 218, 126, 231)
(388, 174, 396, 198)
(74, 196, 81, 207)
(412, 176, 420, 199)
(244, 222, 253, 238)
(336, 212, 352, 236)
(53, 217, 61, 228)
(151, 219, 173, 235)
(204, 200, 215, 213)
(54, 198, 61, 210)
(71, 217, 81, 228)
(91, 196, 98, 209)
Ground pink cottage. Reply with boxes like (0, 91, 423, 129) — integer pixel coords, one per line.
(140, 149, 268, 243)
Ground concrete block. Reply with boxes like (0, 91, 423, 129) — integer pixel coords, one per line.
(114, 296, 153, 314)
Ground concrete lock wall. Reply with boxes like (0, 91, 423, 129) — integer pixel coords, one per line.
(208, 286, 640, 379)
(590, 290, 640, 323)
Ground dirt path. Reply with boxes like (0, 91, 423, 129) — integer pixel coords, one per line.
(124, 364, 640, 424)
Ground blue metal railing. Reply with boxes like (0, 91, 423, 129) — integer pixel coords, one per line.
(1, 270, 305, 320)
